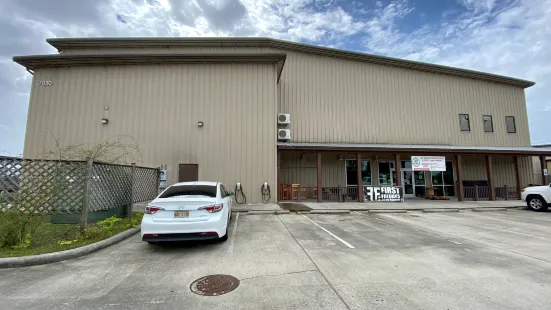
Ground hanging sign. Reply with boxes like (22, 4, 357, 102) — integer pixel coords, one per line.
(544, 168, 548, 176)
(411, 156, 446, 171)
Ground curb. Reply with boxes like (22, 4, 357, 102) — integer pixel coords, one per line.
(472, 208, 508, 212)
(309, 210, 350, 214)
(246, 211, 279, 215)
(422, 209, 460, 213)
(367, 210, 408, 213)
(0, 227, 140, 269)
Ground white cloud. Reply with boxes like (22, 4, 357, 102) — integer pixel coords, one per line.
(1, 0, 551, 156)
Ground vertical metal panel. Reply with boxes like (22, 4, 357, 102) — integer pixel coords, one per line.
(461, 155, 532, 187)
(277, 51, 530, 147)
(24, 63, 277, 203)
(59, 45, 530, 147)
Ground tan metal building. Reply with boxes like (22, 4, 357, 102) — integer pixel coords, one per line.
(14, 37, 551, 203)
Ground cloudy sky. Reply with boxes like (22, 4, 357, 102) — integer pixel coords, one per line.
(1, 0, 550, 155)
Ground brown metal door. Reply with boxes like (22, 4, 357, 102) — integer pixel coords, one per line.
(178, 164, 198, 182)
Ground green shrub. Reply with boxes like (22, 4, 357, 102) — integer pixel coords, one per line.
(97, 216, 122, 230)
(0, 209, 47, 248)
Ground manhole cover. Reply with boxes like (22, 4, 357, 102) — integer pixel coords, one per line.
(190, 274, 240, 296)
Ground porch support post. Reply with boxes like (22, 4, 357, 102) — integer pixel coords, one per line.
(514, 156, 521, 199)
(485, 155, 495, 201)
(455, 155, 464, 201)
(277, 150, 281, 201)
(395, 154, 401, 193)
(540, 155, 547, 185)
(356, 153, 364, 202)
(317, 152, 322, 202)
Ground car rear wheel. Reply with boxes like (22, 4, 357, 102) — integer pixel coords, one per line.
(527, 195, 548, 212)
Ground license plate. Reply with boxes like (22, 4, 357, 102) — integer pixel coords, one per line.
(174, 210, 189, 218)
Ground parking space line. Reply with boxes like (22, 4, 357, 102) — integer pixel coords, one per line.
(227, 212, 240, 254)
(353, 211, 462, 244)
(298, 212, 355, 249)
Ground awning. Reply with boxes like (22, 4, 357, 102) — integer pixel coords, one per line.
(277, 142, 551, 156)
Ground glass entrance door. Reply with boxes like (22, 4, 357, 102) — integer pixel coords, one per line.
(402, 170, 414, 198)
(413, 171, 426, 197)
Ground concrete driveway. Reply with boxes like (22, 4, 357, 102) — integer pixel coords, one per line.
(1, 209, 551, 309)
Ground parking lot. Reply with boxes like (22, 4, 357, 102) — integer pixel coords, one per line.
(1, 209, 551, 309)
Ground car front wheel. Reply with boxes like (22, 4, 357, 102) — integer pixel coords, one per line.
(527, 195, 548, 212)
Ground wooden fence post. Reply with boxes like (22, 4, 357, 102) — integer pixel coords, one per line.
(504, 185, 508, 200)
(128, 163, 136, 219)
(80, 158, 93, 233)
(474, 185, 479, 201)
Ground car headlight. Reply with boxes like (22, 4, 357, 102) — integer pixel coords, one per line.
(521, 188, 526, 193)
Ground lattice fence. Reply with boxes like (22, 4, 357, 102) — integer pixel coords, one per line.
(0, 157, 87, 214)
(89, 163, 133, 212)
(133, 167, 160, 203)
(1, 156, 160, 217)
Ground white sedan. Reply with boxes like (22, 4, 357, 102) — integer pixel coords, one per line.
(141, 181, 233, 243)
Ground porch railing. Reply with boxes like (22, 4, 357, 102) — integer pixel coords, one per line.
(280, 186, 318, 201)
(279, 185, 360, 202)
(463, 185, 520, 200)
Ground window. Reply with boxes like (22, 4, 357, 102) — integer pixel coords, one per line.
(459, 114, 470, 131)
(220, 184, 228, 197)
(483, 115, 493, 132)
(345, 159, 371, 186)
(506, 116, 516, 133)
(159, 185, 217, 198)
(378, 161, 392, 185)
(431, 161, 456, 196)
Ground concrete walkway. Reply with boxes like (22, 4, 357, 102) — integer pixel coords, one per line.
(301, 199, 525, 211)
(134, 200, 525, 213)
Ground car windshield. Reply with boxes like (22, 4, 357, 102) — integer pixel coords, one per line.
(159, 185, 217, 198)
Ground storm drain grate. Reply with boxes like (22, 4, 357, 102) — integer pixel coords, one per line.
(190, 274, 240, 296)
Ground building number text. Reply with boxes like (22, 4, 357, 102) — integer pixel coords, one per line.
(39, 80, 52, 86)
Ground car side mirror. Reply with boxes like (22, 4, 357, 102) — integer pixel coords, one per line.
(228, 191, 234, 196)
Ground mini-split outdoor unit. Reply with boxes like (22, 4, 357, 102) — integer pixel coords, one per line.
(278, 129, 291, 140)
(278, 113, 291, 124)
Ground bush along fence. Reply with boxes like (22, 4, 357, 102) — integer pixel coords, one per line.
(0, 156, 160, 232)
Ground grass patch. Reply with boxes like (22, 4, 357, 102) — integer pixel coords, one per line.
(0, 213, 143, 258)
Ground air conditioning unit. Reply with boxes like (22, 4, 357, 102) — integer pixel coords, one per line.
(278, 129, 291, 140)
(278, 113, 291, 124)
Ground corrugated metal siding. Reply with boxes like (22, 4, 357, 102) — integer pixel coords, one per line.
(531, 156, 551, 184)
(277, 51, 530, 147)
(25, 63, 277, 203)
(59, 45, 530, 147)
(455, 155, 532, 187)
(281, 152, 533, 191)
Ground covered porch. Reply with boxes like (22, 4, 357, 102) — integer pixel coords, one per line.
(277, 142, 551, 203)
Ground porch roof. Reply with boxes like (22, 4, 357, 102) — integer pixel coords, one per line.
(277, 142, 551, 156)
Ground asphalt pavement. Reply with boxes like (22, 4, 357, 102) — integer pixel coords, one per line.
(1, 209, 551, 309)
